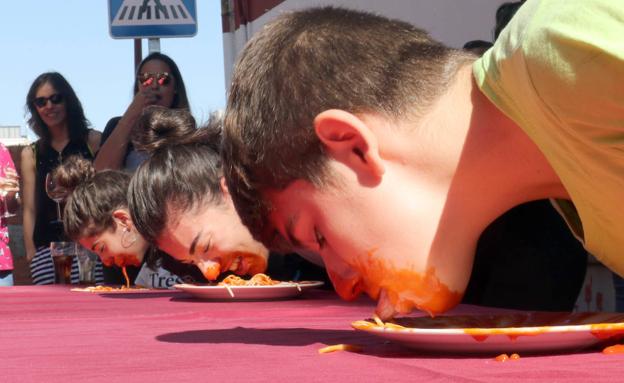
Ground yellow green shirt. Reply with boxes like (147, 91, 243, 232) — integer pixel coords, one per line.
(473, 0, 624, 275)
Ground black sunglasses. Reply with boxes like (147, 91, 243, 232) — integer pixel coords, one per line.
(33, 93, 64, 108)
(138, 72, 171, 87)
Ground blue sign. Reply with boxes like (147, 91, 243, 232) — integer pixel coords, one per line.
(108, 0, 197, 39)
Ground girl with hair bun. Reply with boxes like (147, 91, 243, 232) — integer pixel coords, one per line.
(128, 106, 269, 281)
(127, 106, 328, 283)
(55, 155, 205, 287)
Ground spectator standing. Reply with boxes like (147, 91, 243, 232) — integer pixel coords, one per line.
(22, 72, 101, 285)
(94, 52, 190, 172)
(0, 144, 19, 286)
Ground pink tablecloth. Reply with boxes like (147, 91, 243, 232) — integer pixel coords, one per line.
(1, 286, 622, 383)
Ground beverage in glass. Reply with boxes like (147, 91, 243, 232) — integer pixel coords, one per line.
(45, 171, 68, 223)
(0, 164, 19, 218)
(50, 241, 76, 284)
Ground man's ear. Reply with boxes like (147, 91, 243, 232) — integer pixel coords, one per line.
(220, 177, 231, 198)
(314, 109, 385, 182)
(112, 209, 132, 230)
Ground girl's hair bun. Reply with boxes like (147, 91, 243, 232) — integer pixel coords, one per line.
(53, 155, 95, 194)
(132, 105, 197, 153)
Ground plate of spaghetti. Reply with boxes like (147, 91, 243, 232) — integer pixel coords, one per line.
(71, 285, 152, 293)
(351, 312, 624, 354)
(71, 266, 170, 294)
(174, 273, 324, 300)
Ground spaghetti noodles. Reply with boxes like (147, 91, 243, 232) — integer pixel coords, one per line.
(218, 273, 281, 286)
(121, 266, 130, 289)
(72, 265, 137, 292)
(71, 285, 149, 293)
(318, 344, 363, 354)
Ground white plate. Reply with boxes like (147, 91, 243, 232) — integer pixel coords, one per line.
(351, 312, 624, 354)
(71, 286, 180, 295)
(174, 281, 324, 300)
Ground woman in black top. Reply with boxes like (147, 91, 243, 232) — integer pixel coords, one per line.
(22, 72, 102, 285)
(95, 52, 190, 172)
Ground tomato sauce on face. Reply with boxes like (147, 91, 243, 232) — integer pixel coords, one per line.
(202, 262, 221, 281)
(229, 251, 268, 275)
(343, 248, 462, 316)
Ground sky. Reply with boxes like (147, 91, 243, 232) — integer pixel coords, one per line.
(1, 0, 226, 140)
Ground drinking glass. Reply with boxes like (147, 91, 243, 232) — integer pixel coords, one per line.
(45, 171, 67, 223)
(0, 163, 19, 218)
(50, 241, 77, 284)
(76, 245, 98, 285)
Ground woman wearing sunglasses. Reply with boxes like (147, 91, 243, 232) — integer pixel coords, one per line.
(94, 52, 190, 173)
(22, 72, 102, 284)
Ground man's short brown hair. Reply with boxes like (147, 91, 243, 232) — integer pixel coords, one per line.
(223, 6, 470, 247)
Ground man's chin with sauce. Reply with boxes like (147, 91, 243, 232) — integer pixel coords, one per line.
(326, 261, 463, 320)
(374, 285, 463, 320)
(379, 274, 464, 319)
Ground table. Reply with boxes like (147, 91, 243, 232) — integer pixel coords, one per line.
(2, 286, 622, 382)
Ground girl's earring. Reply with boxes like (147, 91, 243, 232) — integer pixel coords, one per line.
(121, 227, 138, 249)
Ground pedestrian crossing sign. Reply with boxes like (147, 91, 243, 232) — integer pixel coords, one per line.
(108, 0, 197, 39)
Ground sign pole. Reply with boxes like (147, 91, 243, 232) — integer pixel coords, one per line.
(148, 38, 161, 53)
(134, 38, 142, 70)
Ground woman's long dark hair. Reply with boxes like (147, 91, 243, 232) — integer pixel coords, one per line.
(133, 52, 190, 110)
(128, 107, 222, 244)
(25, 72, 90, 146)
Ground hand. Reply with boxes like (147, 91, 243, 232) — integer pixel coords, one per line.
(135, 87, 161, 109)
(26, 248, 36, 263)
(0, 169, 19, 193)
(124, 89, 159, 119)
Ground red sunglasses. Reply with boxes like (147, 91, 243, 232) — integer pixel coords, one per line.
(138, 72, 172, 87)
